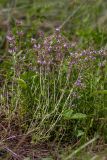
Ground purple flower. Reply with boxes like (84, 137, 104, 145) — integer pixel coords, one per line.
(63, 43, 68, 49)
(42, 61, 46, 65)
(72, 92, 80, 99)
(55, 28, 60, 32)
(74, 77, 85, 89)
(17, 31, 24, 37)
(6, 32, 18, 54)
(75, 79, 82, 87)
(38, 44, 41, 49)
(8, 47, 17, 53)
(38, 31, 44, 38)
(16, 20, 23, 26)
(91, 56, 96, 60)
(37, 60, 41, 64)
(31, 38, 36, 44)
(33, 44, 37, 49)
(6, 33, 15, 42)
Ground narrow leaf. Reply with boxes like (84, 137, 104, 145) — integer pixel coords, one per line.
(93, 90, 107, 95)
(16, 78, 27, 89)
(62, 109, 74, 120)
(71, 113, 87, 119)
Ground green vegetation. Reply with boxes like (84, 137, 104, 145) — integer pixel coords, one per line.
(0, 0, 107, 159)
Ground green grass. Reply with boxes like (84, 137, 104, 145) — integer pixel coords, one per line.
(0, 0, 107, 159)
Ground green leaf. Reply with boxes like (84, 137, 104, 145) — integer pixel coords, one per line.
(93, 90, 107, 95)
(16, 50, 23, 57)
(71, 113, 87, 119)
(77, 130, 85, 137)
(16, 78, 27, 89)
(62, 109, 74, 120)
(20, 71, 36, 81)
